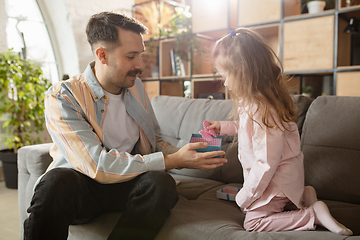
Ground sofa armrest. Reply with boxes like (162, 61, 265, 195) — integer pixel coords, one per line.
(18, 143, 53, 238)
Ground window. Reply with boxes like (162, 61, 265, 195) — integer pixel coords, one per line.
(6, 0, 59, 83)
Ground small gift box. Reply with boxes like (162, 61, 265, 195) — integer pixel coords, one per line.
(216, 186, 241, 201)
(189, 133, 222, 157)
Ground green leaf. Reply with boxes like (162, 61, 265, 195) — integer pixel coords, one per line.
(0, 49, 51, 149)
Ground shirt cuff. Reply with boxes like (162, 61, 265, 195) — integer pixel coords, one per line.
(220, 121, 238, 136)
(144, 152, 165, 171)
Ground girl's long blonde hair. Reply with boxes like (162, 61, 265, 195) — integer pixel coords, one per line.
(213, 28, 296, 131)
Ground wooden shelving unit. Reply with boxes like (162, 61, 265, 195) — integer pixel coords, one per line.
(134, 0, 360, 100)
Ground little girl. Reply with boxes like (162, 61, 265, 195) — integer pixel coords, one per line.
(207, 28, 352, 235)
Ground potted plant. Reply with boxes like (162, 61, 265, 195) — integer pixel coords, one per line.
(0, 49, 51, 188)
(302, 0, 331, 14)
(302, 85, 313, 98)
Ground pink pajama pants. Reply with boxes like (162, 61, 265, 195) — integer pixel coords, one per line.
(244, 197, 316, 232)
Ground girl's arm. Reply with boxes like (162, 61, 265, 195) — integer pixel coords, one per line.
(236, 118, 284, 209)
(210, 121, 238, 136)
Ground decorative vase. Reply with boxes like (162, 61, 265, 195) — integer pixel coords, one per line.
(0, 150, 18, 189)
(307, 1, 326, 14)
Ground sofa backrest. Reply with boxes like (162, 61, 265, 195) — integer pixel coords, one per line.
(152, 96, 236, 182)
(301, 96, 360, 205)
(152, 95, 312, 184)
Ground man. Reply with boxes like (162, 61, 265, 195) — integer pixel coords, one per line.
(24, 12, 227, 240)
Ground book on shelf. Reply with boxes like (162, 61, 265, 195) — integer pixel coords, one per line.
(170, 49, 176, 76)
(170, 49, 186, 77)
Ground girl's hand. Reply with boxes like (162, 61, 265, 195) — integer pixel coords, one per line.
(207, 121, 221, 135)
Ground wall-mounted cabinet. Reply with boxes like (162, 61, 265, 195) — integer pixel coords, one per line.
(283, 15, 335, 72)
(238, 0, 282, 26)
(191, 0, 237, 38)
(339, 0, 360, 9)
(337, 71, 360, 96)
(134, 0, 360, 100)
(253, 24, 281, 57)
(338, 9, 360, 68)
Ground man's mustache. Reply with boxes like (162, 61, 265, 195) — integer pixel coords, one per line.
(127, 69, 143, 76)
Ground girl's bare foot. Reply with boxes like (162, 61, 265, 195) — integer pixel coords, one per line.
(313, 201, 353, 235)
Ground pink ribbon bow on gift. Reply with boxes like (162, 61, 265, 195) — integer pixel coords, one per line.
(199, 120, 217, 141)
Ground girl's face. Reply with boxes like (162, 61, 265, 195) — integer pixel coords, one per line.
(215, 54, 233, 91)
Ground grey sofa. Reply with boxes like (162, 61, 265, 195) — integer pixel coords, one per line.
(18, 95, 360, 240)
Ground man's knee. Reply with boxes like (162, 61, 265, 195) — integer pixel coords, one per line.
(139, 171, 178, 205)
(144, 171, 174, 184)
(36, 168, 84, 196)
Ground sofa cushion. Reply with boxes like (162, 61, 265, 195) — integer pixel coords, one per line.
(152, 96, 195, 147)
(69, 213, 120, 240)
(152, 95, 235, 148)
(323, 200, 360, 236)
(156, 184, 359, 240)
(222, 143, 243, 184)
(153, 95, 312, 184)
(171, 174, 224, 200)
(153, 96, 235, 182)
(301, 96, 360, 205)
(293, 95, 313, 136)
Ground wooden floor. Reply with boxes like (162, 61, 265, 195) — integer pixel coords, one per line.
(0, 179, 20, 240)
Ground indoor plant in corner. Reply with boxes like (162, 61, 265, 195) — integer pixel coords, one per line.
(0, 49, 51, 189)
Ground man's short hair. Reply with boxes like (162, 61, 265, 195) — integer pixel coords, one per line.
(86, 11, 148, 50)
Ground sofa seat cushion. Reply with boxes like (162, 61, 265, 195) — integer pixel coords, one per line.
(322, 200, 360, 236)
(66, 180, 360, 240)
(155, 185, 360, 240)
(171, 174, 225, 200)
(69, 212, 120, 240)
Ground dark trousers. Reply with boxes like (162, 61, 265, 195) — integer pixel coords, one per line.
(24, 168, 179, 240)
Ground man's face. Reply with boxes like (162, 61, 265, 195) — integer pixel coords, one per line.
(104, 28, 145, 94)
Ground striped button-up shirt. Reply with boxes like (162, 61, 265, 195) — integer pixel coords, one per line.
(44, 62, 177, 184)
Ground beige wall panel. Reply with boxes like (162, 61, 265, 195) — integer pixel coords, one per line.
(238, 0, 281, 26)
(337, 71, 360, 96)
(192, 0, 229, 34)
(283, 15, 334, 72)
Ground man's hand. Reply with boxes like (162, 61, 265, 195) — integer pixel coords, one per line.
(164, 142, 227, 170)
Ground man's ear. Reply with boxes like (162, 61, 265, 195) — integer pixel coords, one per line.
(95, 47, 108, 64)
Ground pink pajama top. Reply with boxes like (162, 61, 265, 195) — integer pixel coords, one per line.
(220, 103, 304, 212)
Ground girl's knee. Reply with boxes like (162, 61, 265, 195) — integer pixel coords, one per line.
(304, 186, 316, 195)
(302, 186, 318, 207)
(243, 217, 258, 232)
